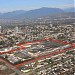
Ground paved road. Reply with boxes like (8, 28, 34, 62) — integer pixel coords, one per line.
(0, 59, 25, 75)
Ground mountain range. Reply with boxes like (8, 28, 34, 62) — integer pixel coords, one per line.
(0, 7, 74, 20)
(63, 7, 75, 12)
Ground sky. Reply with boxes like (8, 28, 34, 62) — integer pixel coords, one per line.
(0, 0, 74, 12)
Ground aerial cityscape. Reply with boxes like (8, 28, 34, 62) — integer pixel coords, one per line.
(0, 0, 75, 75)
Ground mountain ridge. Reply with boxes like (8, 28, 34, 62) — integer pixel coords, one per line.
(0, 7, 63, 19)
(0, 7, 74, 20)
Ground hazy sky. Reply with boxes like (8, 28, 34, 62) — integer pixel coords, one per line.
(0, 0, 74, 12)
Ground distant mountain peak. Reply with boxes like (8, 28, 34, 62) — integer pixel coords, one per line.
(0, 7, 64, 19)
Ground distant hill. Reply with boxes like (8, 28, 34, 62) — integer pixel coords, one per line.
(0, 10, 26, 19)
(17, 7, 64, 19)
(0, 7, 75, 26)
(0, 7, 75, 20)
(63, 7, 75, 12)
(0, 7, 63, 19)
